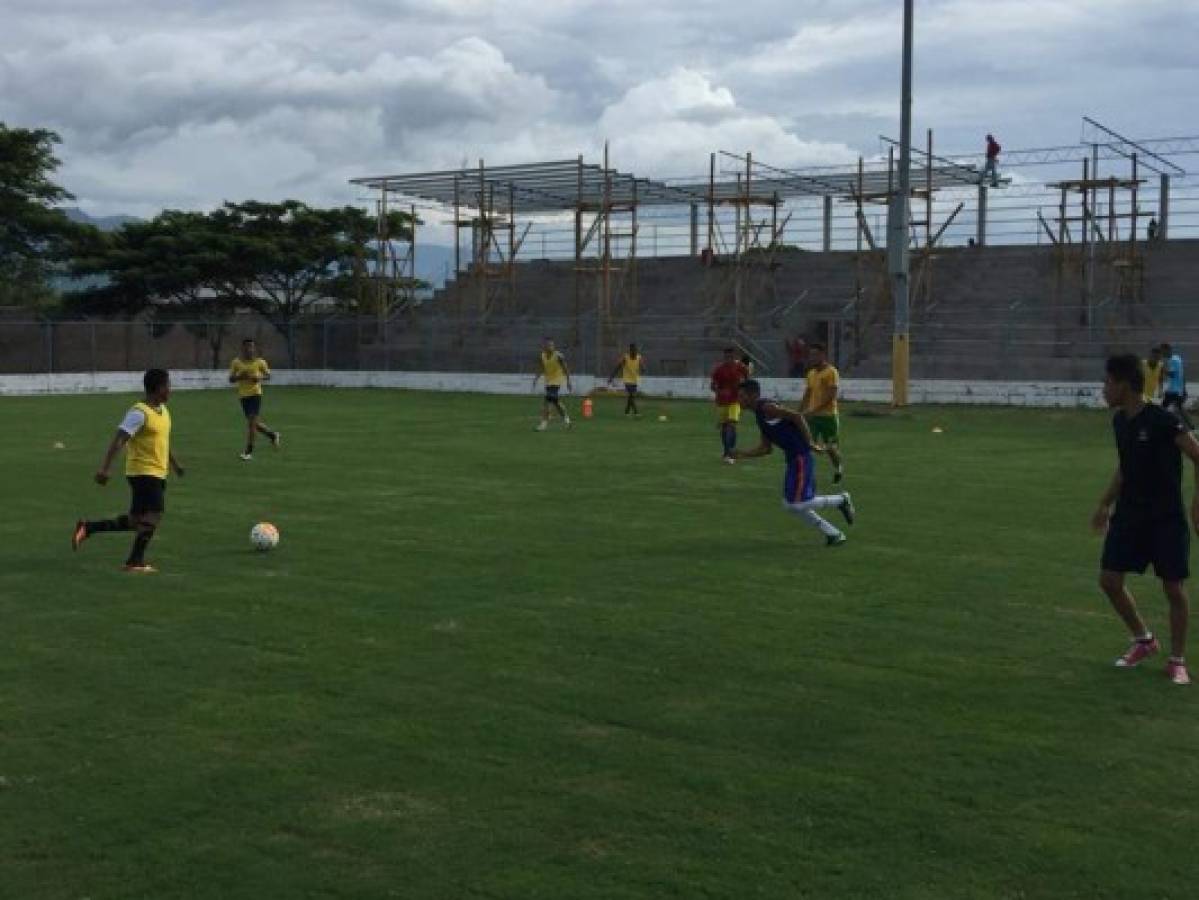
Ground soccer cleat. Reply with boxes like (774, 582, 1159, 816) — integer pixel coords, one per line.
(839, 492, 856, 525)
(826, 533, 848, 548)
(72, 519, 88, 551)
(1115, 637, 1160, 668)
(1166, 660, 1191, 685)
(122, 563, 157, 574)
(536, 420, 548, 432)
(239, 452, 253, 461)
(270, 431, 282, 449)
(564, 417, 573, 429)
(723, 456, 736, 465)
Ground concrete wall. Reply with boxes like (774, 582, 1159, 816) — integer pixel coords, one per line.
(0, 369, 1119, 408)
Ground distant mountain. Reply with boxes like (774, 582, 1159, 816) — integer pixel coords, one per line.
(61, 207, 141, 231)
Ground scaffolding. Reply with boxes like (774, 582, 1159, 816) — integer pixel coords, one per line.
(349, 122, 1197, 371)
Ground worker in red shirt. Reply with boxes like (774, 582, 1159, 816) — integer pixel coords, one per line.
(710, 347, 750, 463)
(983, 134, 1001, 187)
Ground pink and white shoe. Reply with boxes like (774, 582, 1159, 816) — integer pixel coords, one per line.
(1166, 659, 1191, 685)
(1115, 637, 1160, 668)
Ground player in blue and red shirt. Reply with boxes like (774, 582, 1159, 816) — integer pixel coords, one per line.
(732, 379, 856, 547)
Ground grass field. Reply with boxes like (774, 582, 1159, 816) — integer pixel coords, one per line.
(3, 387, 1197, 899)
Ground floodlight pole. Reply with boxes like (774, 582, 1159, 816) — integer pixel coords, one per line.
(888, 0, 914, 406)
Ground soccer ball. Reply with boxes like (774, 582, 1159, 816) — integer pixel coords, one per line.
(250, 522, 280, 551)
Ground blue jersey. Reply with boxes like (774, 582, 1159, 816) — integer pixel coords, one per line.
(753, 400, 812, 461)
(1166, 354, 1186, 394)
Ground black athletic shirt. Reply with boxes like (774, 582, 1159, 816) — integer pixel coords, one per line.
(1113, 403, 1188, 518)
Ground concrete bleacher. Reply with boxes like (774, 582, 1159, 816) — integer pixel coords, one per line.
(376, 239, 1199, 378)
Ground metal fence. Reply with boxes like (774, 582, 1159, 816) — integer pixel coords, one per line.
(4, 304, 1199, 382)
(0, 316, 777, 378)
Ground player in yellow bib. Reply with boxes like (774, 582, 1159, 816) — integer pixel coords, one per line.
(800, 342, 845, 483)
(229, 338, 281, 460)
(607, 343, 646, 416)
(72, 368, 185, 572)
(531, 337, 573, 431)
(1143, 345, 1164, 403)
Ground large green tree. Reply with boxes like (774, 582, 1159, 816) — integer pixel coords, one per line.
(68, 210, 244, 366)
(0, 123, 84, 307)
(69, 200, 418, 365)
(210, 200, 415, 363)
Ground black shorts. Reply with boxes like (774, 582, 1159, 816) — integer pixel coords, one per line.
(1102, 513, 1190, 582)
(240, 395, 262, 418)
(544, 385, 561, 402)
(128, 476, 166, 516)
(624, 383, 639, 395)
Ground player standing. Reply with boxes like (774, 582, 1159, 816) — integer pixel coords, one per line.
(732, 379, 855, 546)
(710, 347, 748, 463)
(532, 337, 572, 431)
(1094, 354, 1199, 685)
(1143, 345, 1163, 403)
(608, 343, 645, 416)
(801, 342, 845, 483)
(72, 368, 184, 573)
(229, 338, 281, 461)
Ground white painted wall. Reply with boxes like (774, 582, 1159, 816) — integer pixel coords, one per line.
(0, 369, 1116, 408)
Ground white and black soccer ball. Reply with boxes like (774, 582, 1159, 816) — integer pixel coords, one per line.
(250, 522, 280, 551)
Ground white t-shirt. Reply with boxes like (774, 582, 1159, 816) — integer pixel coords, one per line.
(118, 407, 147, 436)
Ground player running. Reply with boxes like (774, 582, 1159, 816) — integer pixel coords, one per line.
(532, 337, 572, 431)
(733, 379, 855, 547)
(1094, 354, 1199, 685)
(229, 338, 281, 461)
(801, 342, 844, 484)
(608, 343, 645, 416)
(72, 368, 185, 573)
(710, 347, 748, 463)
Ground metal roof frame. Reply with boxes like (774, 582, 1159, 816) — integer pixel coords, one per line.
(351, 156, 991, 214)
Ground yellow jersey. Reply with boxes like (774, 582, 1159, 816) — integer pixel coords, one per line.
(125, 402, 171, 479)
(540, 350, 568, 387)
(1144, 359, 1163, 400)
(619, 353, 642, 384)
(805, 364, 840, 416)
(230, 356, 270, 398)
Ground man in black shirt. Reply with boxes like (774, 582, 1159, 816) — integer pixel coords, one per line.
(1095, 354, 1199, 685)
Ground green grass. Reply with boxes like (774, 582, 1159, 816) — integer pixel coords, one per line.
(2, 388, 1197, 899)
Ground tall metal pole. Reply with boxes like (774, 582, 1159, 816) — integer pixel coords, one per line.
(888, 0, 914, 406)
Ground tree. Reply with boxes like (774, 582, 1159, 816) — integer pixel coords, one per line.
(212, 201, 415, 364)
(67, 199, 419, 366)
(67, 210, 243, 367)
(0, 123, 85, 307)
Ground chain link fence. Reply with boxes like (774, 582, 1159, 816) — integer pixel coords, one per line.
(2, 303, 1197, 382)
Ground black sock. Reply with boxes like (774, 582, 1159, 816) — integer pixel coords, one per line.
(126, 527, 155, 566)
(245, 443, 254, 455)
(86, 514, 132, 534)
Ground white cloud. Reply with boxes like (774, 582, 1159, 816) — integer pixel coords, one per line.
(0, 0, 1192, 216)
(599, 69, 855, 173)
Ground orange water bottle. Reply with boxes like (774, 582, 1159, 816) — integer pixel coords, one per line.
(582, 397, 594, 418)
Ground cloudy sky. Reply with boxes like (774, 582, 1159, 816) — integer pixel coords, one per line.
(1, 0, 1194, 217)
